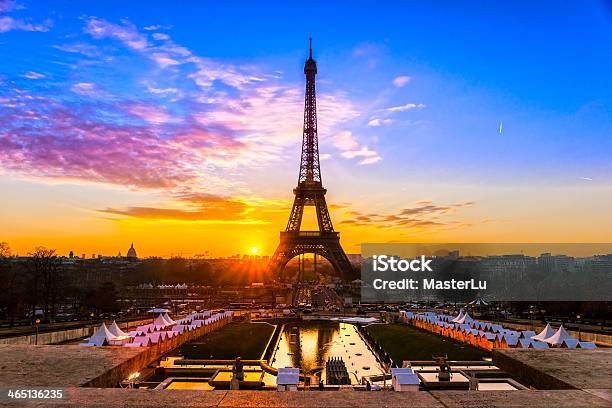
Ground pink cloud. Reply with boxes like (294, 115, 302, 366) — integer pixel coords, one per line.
(84, 17, 148, 50)
(333, 131, 381, 165)
(126, 103, 172, 124)
(0, 16, 52, 33)
(341, 146, 381, 165)
(0, 90, 245, 189)
(151, 52, 180, 68)
(392, 75, 411, 88)
(71, 82, 99, 96)
(22, 71, 46, 80)
(387, 103, 426, 112)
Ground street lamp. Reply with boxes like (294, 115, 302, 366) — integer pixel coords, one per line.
(378, 363, 388, 389)
(34, 318, 41, 345)
(127, 372, 140, 388)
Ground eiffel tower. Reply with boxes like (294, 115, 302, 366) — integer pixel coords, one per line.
(269, 39, 354, 281)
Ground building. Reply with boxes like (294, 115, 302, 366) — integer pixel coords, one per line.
(126, 243, 138, 259)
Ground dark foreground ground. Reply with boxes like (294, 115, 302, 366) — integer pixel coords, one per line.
(1, 387, 609, 408)
(0, 340, 610, 407)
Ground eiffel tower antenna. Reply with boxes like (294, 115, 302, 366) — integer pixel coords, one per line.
(309, 37, 312, 58)
(269, 39, 353, 281)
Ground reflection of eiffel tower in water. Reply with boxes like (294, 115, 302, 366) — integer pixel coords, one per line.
(269, 39, 353, 280)
(286, 323, 339, 375)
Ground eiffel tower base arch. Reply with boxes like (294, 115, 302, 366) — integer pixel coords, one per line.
(269, 231, 354, 281)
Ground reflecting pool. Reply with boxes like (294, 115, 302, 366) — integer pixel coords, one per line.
(271, 321, 382, 384)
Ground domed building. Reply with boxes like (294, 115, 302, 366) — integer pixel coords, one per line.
(126, 242, 138, 259)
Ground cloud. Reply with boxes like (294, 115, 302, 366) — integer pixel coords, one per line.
(152, 32, 170, 41)
(151, 52, 180, 68)
(143, 24, 172, 31)
(194, 86, 359, 167)
(0, 86, 245, 189)
(0, 17, 365, 195)
(70, 82, 110, 98)
(333, 131, 359, 151)
(22, 71, 45, 80)
(367, 118, 392, 127)
(126, 103, 173, 124)
(392, 76, 411, 88)
(100, 194, 256, 223)
(399, 201, 474, 216)
(339, 201, 475, 230)
(352, 42, 385, 58)
(0, 0, 21, 13)
(144, 82, 179, 96)
(0, 16, 52, 32)
(84, 17, 148, 50)
(333, 131, 381, 165)
(387, 103, 426, 112)
(340, 146, 381, 165)
(54, 42, 101, 58)
(83, 17, 266, 90)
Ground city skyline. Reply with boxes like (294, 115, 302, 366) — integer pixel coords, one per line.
(1, 1, 612, 257)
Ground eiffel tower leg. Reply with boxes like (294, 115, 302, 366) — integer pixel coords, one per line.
(286, 195, 305, 232)
(314, 195, 334, 232)
(321, 240, 354, 281)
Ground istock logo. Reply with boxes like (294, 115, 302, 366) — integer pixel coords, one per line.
(372, 255, 433, 272)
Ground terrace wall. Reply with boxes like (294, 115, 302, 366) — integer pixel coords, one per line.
(0, 318, 153, 346)
(83, 316, 232, 387)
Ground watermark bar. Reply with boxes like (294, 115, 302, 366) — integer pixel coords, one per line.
(361, 243, 612, 302)
(0, 388, 65, 401)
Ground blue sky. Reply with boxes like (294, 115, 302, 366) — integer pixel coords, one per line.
(1, 1, 611, 256)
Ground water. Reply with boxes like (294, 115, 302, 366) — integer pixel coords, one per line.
(271, 321, 382, 384)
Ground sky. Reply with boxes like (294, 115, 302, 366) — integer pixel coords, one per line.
(1, 1, 611, 258)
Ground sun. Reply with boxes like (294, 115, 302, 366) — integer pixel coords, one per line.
(250, 246, 258, 255)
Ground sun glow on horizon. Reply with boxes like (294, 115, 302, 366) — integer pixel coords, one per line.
(251, 246, 259, 255)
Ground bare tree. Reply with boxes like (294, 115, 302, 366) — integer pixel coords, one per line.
(0, 242, 10, 258)
(0, 242, 23, 326)
(28, 247, 62, 321)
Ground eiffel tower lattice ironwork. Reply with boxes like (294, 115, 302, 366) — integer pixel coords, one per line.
(269, 39, 353, 280)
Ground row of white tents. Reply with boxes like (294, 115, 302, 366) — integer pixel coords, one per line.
(401, 309, 597, 350)
(137, 283, 188, 289)
(80, 310, 233, 347)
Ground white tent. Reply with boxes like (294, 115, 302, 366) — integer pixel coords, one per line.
(146, 332, 165, 344)
(451, 309, 465, 323)
(501, 334, 519, 347)
(531, 323, 555, 342)
(578, 341, 597, 349)
(456, 312, 473, 324)
(519, 330, 536, 339)
(163, 312, 176, 325)
(528, 340, 549, 349)
(469, 297, 489, 306)
(153, 314, 170, 329)
(108, 321, 130, 337)
(543, 325, 575, 346)
(133, 324, 154, 335)
(81, 322, 117, 346)
(561, 338, 579, 348)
